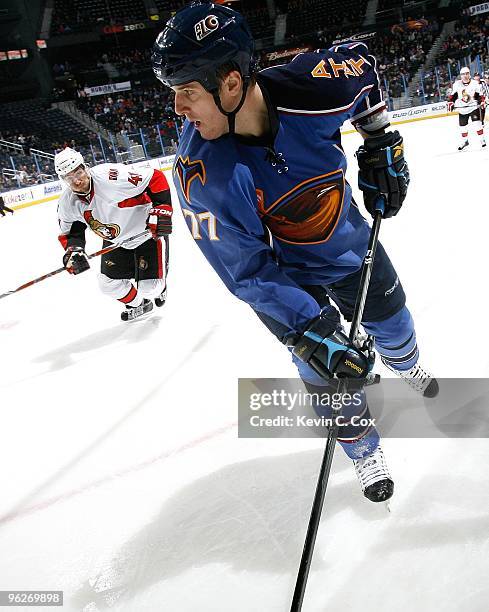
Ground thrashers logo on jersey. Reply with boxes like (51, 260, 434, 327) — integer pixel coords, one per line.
(83, 210, 121, 240)
(174, 156, 206, 203)
(257, 170, 345, 245)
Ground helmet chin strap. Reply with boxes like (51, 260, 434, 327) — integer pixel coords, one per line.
(212, 79, 249, 135)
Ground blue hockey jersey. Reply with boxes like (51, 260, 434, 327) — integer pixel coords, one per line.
(173, 42, 390, 334)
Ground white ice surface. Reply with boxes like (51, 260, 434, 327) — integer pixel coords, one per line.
(0, 116, 488, 612)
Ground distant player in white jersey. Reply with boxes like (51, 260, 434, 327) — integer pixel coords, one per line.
(473, 72, 488, 125)
(448, 66, 486, 151)
(55, 148, 173, 321)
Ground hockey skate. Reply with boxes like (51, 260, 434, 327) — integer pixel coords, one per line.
(381, 358, 439, 397)
(121, 298, 153, 322)
(458, 140, 469, 151)
(154, 286, 167, 308)
(353, 445, 394, 502)
(482, 138, 487, 148)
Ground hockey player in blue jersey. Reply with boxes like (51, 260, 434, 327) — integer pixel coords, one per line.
(152, 1, 438, 503)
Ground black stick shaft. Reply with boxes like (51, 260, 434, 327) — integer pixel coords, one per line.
(290, 419, 340, 611)
(290, 209, 383, 612)
(349, 210, 383, 342)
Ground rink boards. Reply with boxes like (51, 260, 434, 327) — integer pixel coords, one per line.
(3, 101, 452, 210)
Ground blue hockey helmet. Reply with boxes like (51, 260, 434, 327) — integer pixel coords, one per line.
(152, 1, 256, 94)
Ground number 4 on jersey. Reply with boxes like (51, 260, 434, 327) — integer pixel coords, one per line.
(128, 172, 142, 186)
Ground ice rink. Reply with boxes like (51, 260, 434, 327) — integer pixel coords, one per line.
(0, 114, 488, 612)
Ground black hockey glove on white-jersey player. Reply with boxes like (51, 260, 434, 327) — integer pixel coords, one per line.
(63, 246, 90, 275)
(356, 130, 410, 218)
(145, 182, 173, 238)
(146, 203, 173, 238)
(291, 305, 370, 380)
(0, 196, 14, 217)
(61, 220, 90, 275)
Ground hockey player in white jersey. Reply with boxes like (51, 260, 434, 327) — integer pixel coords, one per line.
(55, 148, 172, 321)
(473, 72, 488, 125)
(448, 66, 486, 150)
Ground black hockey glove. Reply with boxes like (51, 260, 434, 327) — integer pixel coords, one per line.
(291, 306, 370, 380)
(356, 130, 410, 219)
(63, 246, 90, 275)
(0, 198, 13, 217)
(147, 204, 173, 238)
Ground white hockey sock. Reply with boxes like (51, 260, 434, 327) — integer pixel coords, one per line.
(98, 274, 143, 306)
(138, 278, 165, 300)
(474, 121, 485, 142)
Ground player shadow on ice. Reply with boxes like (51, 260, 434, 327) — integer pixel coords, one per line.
(365, 380, 489, 439)
(0, 326, 219, 528)
(31, 315, 164, 372)
(71, 448, 392, 610)
(73, 462, 489, 611)
(434, 148, 487, 158)
(318, 469, 489, 612)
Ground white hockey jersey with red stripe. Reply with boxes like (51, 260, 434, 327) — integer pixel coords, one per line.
(58, 163, 169, 249)
(451, 78, 483, 114)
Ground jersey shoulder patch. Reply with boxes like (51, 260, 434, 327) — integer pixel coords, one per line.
(174, 155, 206, 203)
(258, 48, 374, 115)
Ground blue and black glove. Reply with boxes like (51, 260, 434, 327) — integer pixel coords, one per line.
(291, 306, 370, 380)
(356, 130, 410, 219)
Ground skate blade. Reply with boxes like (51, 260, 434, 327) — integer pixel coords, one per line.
(384, 500, 391, 513)
(131, 311, 153, 322)
(123, 309, 154, 323)
(365, 373, 381, 386)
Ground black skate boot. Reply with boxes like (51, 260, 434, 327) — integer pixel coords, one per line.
(353, 445, 394, 502)
(154, 287, 167, 308)
(458, 140, 469, 151)
(381, 359, 439, 398)
(121, 298, 153, 322)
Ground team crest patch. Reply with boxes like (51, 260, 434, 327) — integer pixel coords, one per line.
(83, 210, 120, 240)
(195, 15, 219, 41)
(174, 156, 206, 203)
(138, 257, 148, 271)
(257, 170, 345, 244)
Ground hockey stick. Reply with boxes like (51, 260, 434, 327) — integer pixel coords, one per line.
(0, 230, 151, 301)
(290, 203, 384, 612)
